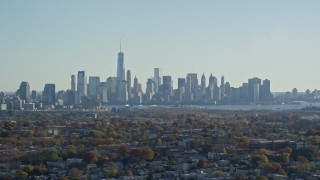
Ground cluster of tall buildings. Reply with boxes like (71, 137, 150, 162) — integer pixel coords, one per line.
(62, 46, 272, 106)
(1, 45, 274, 110)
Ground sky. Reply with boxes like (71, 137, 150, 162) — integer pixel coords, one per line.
(0, 1, 320, 92)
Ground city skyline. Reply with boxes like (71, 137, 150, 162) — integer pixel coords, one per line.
(1, 1, 320, 92)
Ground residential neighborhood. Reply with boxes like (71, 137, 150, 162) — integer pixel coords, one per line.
(1, 107, 320, 179)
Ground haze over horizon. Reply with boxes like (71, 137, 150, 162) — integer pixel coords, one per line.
(1, 1, 320, 92)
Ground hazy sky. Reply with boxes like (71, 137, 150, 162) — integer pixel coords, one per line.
(1, 1, 319, 92)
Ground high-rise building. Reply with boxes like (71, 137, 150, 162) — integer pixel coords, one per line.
(153, 68, 163, 93)
(106, 77, 118, 103)
(88, 76, 100, 98)
(201, 73, 206, 89)
(146, 79, 155, 102)
(98, 82, 108, 103)
(162, 76, 173, 103)
(118, 80, 128, 104)
(71, 75, 76, 91)
(186, 73, 198, 93)
(43, 84, 56, 105)
(225, 82, 231, 97)
(220, 76, 225, 100)
(178, 78, 186, 89)
(117, 42, 125, 81)
(230, 87, 241, 102)
(77, 71, 87, 103)
(240, 83, 249, 101)
(18, 82, 30, 102)
(162, 76, 173, 96)
(194, 85, 204, 102)
(221, 76, 225, 87)
(132, 76, 142, 104)
(263, 79, 270, 91)
(134, 76, 139, 94)
(253, 83, 260, 103)
(248, 77, 261, 103)
(127, 70, 132, 99)
(205, 86, 214, 100)
(261, 79, 273, 102)
(209, 74, 218, 88)
(31, 90, 37, 100)
(66, 90, 76, 105)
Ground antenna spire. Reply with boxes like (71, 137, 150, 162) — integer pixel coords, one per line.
(120, 39, 122, 52)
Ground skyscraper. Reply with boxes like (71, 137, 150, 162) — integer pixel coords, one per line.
(220, 76, 225, 100)
(71, 75, 76, 91)
(133, 76, 142, 104)
(127, 70, 132, 99)
(98, 82, 108, 103)
(178, 78, 186, 89)
(134, 76, 139, 94)
(253, 83, 260, 103)
(106, 77, 118, 103)
(117, 42, 125, 81)
(201, 73, 206, 89)
(43, 84, 56, 105)
(221, 76, 225, 87)
(162, 76, 173, 95)
(261, 79, 273, 102)
(146, 79, 155, 102)
(31, 90, 37, 100)
(153, 68, 163, 93)
(248, 77, 261, 103)
(77, 71, 87, 103)
(118, 80, 128, 104)
(186, 73, 198, 93)
(66, 90, 76, 105)
(209, 74, 218, 88)
(88, 76, 100, 98)
(18, 82, 30, 102)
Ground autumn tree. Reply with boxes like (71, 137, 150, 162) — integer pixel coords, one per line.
(129, 147, 154, 162)
(69, 168, 82, 180)
(84, 150, 99, 164)
(235, 171, 247, 180)
(252, 154, 268, 167)
(104, 162, 118, 177)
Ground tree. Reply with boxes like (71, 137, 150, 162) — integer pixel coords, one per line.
(119, 145, 130, 156)
(34, 165, 48, 175)
(69, 168, 82, 180)
(214, 171, 223, 177)
(84, 150, 99, 164)
(105, 162, 118, 177)
(258, 148, 271, 155)
(308, 135, 320, 144)
(282, 152, 290, 163)
(255, 175, 268, 180)
(240, 136, 249, 149)
(297, 156, 310, 172)
(208, 162, 218, 168)
(23, 149, 61, 164)
(277, 169, 287, 176)
(235, 172, 247, 180)
(17, 170, 28, 179)
(156, 138, 163, 146)
(283, 147, 292, 154)
(129, 147, 154, 162)
(297, 156, 309, 163)
(218, 130, 225, 137)
(23, 165, 34, 176)
(252, 154, 268, 167)
(67, 145, 78, 157)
